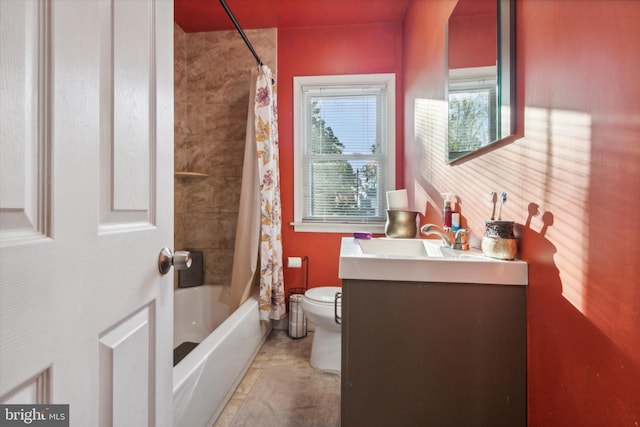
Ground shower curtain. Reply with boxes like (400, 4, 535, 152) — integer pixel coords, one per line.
(229, 65, 286, 321)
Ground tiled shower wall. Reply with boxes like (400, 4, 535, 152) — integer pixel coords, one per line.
(174, 23, 277, 287)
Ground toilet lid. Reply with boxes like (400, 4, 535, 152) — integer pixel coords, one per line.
(305, 286, 342, 303)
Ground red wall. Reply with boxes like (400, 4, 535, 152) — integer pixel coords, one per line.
(278, 23, 404, 290)
(448, 0, 496, 69)
(404, 0, 640, 425)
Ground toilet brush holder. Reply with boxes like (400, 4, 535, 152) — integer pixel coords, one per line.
(481, 220, 518, 260)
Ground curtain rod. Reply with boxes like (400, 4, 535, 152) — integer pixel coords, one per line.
(219, 0, 264, 67)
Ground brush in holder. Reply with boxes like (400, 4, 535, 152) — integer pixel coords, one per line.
(481, 220, 518, 260)
(385, 210, 418, 238)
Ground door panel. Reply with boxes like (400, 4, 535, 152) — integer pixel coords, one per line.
(1, 370, 50, 405)
(99, 306, 152, 427)
(0, 1, 174, 426)
(0, 0, 50, 243)
(100, 0, 155, 230)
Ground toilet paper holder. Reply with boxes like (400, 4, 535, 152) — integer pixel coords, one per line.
(286, 255, 309, 295)
(287, 256, 309, 339)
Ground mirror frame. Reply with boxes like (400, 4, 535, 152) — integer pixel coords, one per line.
(446, 0, 515, 164)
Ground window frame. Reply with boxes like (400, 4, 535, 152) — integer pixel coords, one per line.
(292, 73, 396, 233)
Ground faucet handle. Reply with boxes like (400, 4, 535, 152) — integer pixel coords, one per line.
(453, 228, 470, 251)
(455, 227, 469, 236)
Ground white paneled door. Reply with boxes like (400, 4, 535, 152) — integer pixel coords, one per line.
(0, 1, 174, 426)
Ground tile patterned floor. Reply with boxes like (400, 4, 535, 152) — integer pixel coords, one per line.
(213, 330, 340, 426)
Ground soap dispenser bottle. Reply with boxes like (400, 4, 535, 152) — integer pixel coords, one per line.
(443, 200, 452, 227)
(441, 192, 454, 228)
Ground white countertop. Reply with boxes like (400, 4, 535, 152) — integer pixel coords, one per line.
(338, 237, 528, 286)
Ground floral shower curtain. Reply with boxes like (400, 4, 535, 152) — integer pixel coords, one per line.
(255, 65, 286, 321)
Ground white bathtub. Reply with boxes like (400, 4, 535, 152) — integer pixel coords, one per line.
(173, 285, 271, 427)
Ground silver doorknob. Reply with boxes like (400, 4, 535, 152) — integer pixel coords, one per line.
(158, 247, 192, 275)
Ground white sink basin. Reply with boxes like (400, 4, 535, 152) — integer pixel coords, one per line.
(356, 238, 430, 257)
(339, 237, 527, 285)
(356, 237, 466, 258)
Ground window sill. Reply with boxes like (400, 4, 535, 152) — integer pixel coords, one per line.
(290, 222, 385, 234)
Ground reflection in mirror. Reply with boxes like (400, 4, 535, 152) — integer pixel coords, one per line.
(447, 0, 515, 162)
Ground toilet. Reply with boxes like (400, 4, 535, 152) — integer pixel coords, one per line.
(301, 286, 342, 372)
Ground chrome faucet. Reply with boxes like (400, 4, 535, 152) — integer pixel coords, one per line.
(420, 224, 470, 251)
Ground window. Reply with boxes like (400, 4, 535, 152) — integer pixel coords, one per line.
(448, 66, 497, 157)
(293, 74, 395, 233)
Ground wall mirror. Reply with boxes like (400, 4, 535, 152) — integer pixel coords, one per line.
(446, 0, 515, 163)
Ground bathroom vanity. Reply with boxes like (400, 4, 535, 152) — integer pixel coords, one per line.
(339, 237, 527, 426)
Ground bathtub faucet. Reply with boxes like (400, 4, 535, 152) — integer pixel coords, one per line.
(420, 224, 469, 251)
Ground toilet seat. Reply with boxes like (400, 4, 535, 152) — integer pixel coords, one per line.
(304, 286, 342, 304)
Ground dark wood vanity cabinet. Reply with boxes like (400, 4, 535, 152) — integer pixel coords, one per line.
(341, 279, 526, 427)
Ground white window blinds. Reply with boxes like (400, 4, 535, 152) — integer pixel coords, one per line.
(293, 74, 395, 232)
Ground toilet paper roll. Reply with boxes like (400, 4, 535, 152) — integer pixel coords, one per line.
(386, 189, 409, 210)
(289, 310, 305, 318)
(289, 323, 306, 337)
(290, 304, 304, 313)
(290, 294, 304, 302)
(287, 257, 302, 268)
(289, 310, 304, 322)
